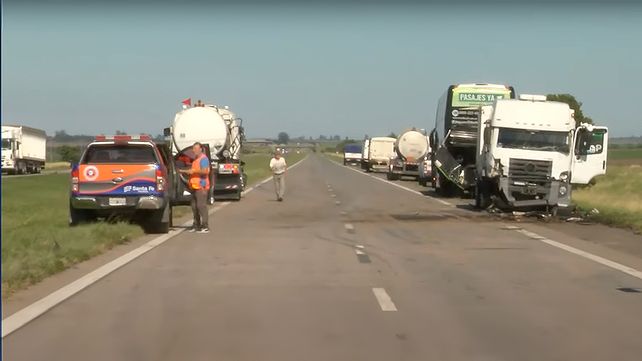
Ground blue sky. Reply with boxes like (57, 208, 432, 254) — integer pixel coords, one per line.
(2, 2, 641, 138)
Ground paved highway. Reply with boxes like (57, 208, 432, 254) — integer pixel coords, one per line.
(4, 154, 642, 361)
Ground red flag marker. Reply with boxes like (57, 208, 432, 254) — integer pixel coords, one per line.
(181, 98, 191, 107)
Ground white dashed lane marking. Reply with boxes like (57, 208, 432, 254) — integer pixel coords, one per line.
(372, 288, 398, 311)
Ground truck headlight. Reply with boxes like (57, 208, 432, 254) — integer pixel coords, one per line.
(559, 172, 569, 181)
(222, 150, 231, 158)
(559, 185, 567, 196)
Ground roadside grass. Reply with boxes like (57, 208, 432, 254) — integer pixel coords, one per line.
(1, 174, 144, 297)
(1, 151, 307, 297)
(608, 148, 642, 165)
(572, 164, 642, 233)
(45, 161, 71, 170)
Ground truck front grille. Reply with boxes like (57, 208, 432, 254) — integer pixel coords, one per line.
(509, 158, 552, 184)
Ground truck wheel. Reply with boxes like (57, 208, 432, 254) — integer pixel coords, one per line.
(419, 178, 427, 187)
(474, 181, 491, 209)
(144, 203, 170, 234)
(69, 205, 90, 226)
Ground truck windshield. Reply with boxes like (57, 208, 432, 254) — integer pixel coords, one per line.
(1, 139, 11, 150)
(83, 144, 158, 164)
(497, 128, 570, 154)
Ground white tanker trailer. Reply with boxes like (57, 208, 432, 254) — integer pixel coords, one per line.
(387, 129, 429, 180)
(164, 102, 246, 203)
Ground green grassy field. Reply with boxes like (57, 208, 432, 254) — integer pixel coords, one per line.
(607, 148, 642, 165)
(572, 148, 642, 233)
(1, 151, 307, 297)
(572, 163, 642, 233)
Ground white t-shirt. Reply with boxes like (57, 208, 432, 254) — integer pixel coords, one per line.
(269, 157, 287, 175)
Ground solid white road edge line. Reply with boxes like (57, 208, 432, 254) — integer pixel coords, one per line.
(327, 157, 452, 206)
(372, 288, 398, 311)
(2, 155, 310, 338)
(516, 229, 642, 281)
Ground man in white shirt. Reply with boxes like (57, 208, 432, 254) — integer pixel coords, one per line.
(269, 151, 287, 201)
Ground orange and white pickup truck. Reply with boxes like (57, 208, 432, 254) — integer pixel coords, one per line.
(69, 135, 176, 233)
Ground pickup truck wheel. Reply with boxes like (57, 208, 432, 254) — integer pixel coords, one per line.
(69, 205, 90, 226)
(144, 204, 170, 234)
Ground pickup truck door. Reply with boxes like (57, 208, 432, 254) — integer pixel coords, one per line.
(156, 142, 177, 204)
(571, 125, 608, 184)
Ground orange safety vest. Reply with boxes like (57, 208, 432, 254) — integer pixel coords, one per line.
(189, 153, 210, 190)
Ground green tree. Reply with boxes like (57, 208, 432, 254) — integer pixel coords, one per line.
(546, 94, 594, 125)
(277, 132, 290, 144)
(57, 145, 81, 163)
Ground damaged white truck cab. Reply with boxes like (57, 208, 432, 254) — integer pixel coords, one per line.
(474, 94, 608, 212)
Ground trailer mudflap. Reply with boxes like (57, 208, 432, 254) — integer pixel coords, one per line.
(434, 147, 467, 190)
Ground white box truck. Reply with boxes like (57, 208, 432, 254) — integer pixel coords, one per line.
(366, 137, 396, 172)
(1, 125, 47, 174)
(474, 94, 608, 214)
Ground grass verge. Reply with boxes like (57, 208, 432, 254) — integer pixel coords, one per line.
(572, 164, 642, 233)
(2, 151, 307, 297)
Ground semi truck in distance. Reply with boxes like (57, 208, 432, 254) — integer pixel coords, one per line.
(361, 138, 370, 170)
(366, 136, 396, 172)
(1, 125, 47, 174)
(431, 83, 516, 196)
(343, 143, 362, 165)
(387, 129, 429, 180)
(474, 94, 608, 214)
(165, 102, 246, 202)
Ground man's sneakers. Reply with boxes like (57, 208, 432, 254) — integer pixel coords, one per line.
(188, 226, 209, 234)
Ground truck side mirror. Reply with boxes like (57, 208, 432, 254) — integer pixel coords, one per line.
(163, 127, 171, 137)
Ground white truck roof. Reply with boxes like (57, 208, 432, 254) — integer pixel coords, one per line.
(491, 98, 574, 132)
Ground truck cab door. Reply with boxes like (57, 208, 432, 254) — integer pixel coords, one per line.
(571, 125, 608, 184)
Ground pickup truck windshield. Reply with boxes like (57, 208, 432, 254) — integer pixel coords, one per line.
(1, 139, 11, 150)
(83, 144, 158, 164)
(497, 128, 570, 154)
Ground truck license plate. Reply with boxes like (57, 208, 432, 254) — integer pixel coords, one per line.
(108, 197, 127, 206)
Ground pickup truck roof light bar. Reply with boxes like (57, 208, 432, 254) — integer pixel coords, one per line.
(94, 134, 152, 142)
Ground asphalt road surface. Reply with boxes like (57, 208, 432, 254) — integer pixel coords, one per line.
(4, 154, 642, 361)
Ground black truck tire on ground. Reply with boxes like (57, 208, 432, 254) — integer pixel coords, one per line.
(419, 178, 427, 187)
(69, 205, 92, 226)
(144, 203, 170, 234)
(474, 180, 491, 209)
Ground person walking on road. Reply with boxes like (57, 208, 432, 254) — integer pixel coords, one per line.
(269, 150, 287, 201)
(180, 142, 211, 233)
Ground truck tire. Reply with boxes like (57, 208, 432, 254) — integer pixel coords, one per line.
(474, 180, 491, 209)
(387, 172, 399, 181)
(144, 203, 170, 234)
(419, 178, 427, 187)
(69, 205, 91, 226)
